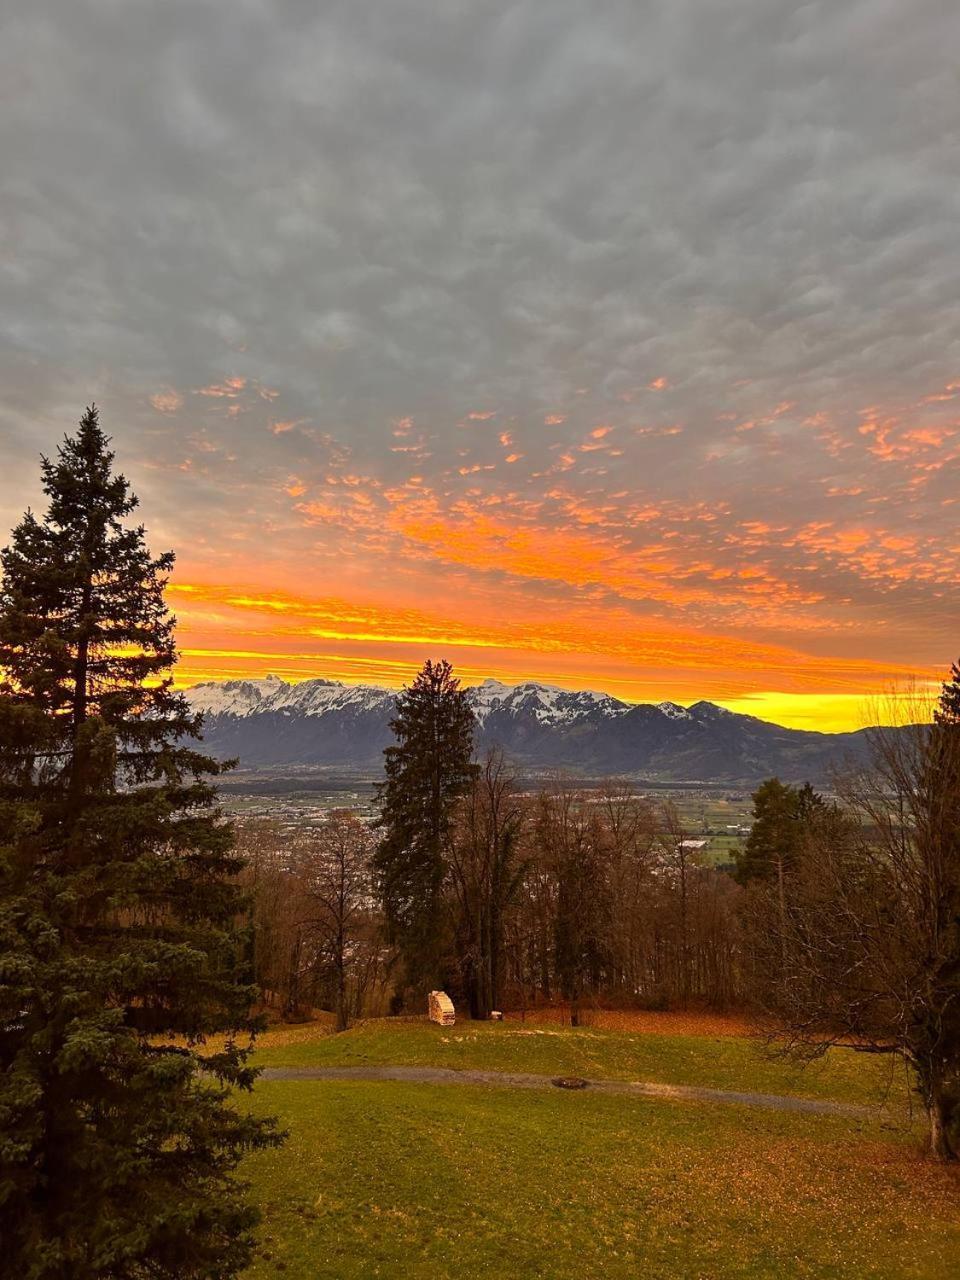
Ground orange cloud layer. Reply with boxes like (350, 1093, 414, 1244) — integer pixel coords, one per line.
(167, 581, 936, 729)
(117, 372, 960, 733)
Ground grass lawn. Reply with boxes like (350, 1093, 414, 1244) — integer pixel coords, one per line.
(251, 1016, 912, 1110)
(241, 1079, 960, 1279)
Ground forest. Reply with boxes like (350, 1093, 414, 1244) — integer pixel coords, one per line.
(237, 727, 745, 1027)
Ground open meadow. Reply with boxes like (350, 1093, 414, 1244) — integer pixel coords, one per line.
(238, 1014, 960, 1279)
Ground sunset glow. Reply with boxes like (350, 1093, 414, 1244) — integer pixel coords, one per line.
(4, 372, 954, 732)
(2, 3, 957, 733)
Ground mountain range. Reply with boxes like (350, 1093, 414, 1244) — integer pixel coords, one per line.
(184, 675, 881, 785)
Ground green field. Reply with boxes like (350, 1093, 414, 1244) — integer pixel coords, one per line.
(238, 1019, 959, 1278)
(251, 1019, 907, 1109)
(638, 787, 752, 865)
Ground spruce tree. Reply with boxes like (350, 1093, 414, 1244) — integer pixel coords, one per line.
(0, 407, 281, 1278)
(935, 659, 960, 727)
(925, 658, 960, 1081)
(374, 659, 476, 1003)
(735, 777, 821, 884)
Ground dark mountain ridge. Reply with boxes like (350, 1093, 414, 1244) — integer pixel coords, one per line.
(185, 675, 890, 785)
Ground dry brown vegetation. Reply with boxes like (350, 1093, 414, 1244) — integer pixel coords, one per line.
(503, 1005, 753, 1038)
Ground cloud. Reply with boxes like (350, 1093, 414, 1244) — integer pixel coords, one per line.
(149, 389, 183, 414)
(1, 1, 958, 720)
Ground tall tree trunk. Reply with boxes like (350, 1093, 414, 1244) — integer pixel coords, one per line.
(539, 926, 551, 1001)
(489, 903, 502, 1014)
(928, 1084, 956, 1161)
(570, 992, 580, 1028)
(68, 571, 94, 811)
(285, 931, 305, 1021)
(336, 974, 348, 1032)
(335, 925, 348, 1032)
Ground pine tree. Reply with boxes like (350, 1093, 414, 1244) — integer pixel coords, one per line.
(0, 407, 281, 1278)
(935, 659, 960, 727)
(374, 659, 476, 1003)
(735, 777, 820, 884)
(924, 659, 960, 1124)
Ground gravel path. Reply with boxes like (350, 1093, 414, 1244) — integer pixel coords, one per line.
(260, 1065, 869, 1117)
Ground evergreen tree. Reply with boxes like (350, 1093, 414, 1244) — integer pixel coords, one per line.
(931, 660, 960, 852)
(735, 777, 821, 884)
(934, 659, 960, 727)
(0, 407, 281, 1278)
(374, 659, 476, 1002)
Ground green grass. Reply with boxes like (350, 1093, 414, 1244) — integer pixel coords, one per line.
(252, 1019, 911, 1110)
(704, 833, 744, 864)
(241, 1080, 959, 1279)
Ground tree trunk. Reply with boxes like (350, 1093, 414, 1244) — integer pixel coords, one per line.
(285, 933, 304, 1021)
(336, 964, 348, 1032)
(67, 571, 94, 812)
(776, 854, 788, 971)
(928, 1086, 956, 1162)
(570, 987, 580, 1028)
(489, 905, 502, 1014)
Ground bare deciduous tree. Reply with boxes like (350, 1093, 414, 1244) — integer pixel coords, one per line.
(294, 811, 377, 1031)
(744, 679, 960, 1160)
(448, 749, 525, 1018)
(236, 813, 385, 1029)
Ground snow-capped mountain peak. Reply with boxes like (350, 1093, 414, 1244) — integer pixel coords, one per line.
(464, 679, 629, 726)
(185, 675, 395, 720)
(180, 674, 874, 782)
(187, 675, 681, 729)
(185, 676, 290, 718)
(657, 701, 691, 720)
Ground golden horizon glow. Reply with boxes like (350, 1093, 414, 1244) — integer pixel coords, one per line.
(4, 377, 955, 738)
(171, 648, 939, 732)
(166, 580, 942, 732)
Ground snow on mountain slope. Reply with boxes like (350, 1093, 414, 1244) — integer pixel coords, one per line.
(657, 701, 691, 720)
(183, 675, 878, 781)
(186, 675, 630, 729)
(186, 675, 286, 717)
(467, 678, 629, 725)
(186, 676, 394, 719)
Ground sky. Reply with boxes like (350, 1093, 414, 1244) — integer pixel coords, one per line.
(1, 0, 958, 731)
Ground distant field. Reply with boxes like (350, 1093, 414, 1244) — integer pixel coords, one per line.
(221, 781, 756, 862)
(650, 789, 752, 865)
(239, 1024, 959, 1279)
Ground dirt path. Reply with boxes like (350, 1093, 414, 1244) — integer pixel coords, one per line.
(260, 1065, 869, 1116)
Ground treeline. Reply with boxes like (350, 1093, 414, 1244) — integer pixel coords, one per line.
(739, 685, 960, 1162)
(241, 660, 744, 1025)
(236, 812, 385, 1030)
(238, 773, 744, 1024)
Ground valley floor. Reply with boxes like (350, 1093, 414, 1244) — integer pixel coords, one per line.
(239, 1015, 959, 1279)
